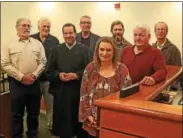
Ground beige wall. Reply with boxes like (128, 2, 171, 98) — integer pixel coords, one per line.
(1, 2, 182, 56)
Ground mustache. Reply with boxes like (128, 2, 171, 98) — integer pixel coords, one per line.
(114, 35, 122, 40)
(113, 34, 122, 38)
(114, 34, 122, 36)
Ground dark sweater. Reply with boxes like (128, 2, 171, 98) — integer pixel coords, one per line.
(30, 32, 59, 81)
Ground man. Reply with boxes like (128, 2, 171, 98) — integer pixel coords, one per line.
(120, 25, 167, 85)
(1, 18, 46, 138)
(45, 23, 91, 138)
(111, 20, 132, 59)
(30, 17, 59, 129)
(76, 15, 100, 58)
(153, 21, 181, 66)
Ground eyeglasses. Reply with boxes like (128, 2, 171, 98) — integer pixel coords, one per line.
(42, 25, 50, 28)
(19, 24, 32, 29)
(156, 28, 166, 32)
(80, 21, 91, 25)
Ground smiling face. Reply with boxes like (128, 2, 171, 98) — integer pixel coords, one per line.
(98, 42, 114, 63)
(39, 20, 51, 37)
(80, 16, 92, 33)
(63, 26, 76, 46)
(16, 19, 31, 40)
(154, 23, 168, 40)
(111, 24, 124, 44)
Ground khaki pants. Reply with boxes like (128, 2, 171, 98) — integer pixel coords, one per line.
(40, 81, 53, 126)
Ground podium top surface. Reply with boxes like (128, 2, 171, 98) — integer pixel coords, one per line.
(95, 66, 183, 121)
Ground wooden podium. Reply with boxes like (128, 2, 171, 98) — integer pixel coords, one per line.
(95, 66, 182, 138)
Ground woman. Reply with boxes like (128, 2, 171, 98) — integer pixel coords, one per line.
(79, 37, 132, 138)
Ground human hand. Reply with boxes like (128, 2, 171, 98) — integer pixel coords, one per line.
(29, 74, 36, 80)
(140, 76, 156, 86)
(59, 72, 70, 82)
(66, 73, 78, 80)
(87, 116, 97, 128)
(21, 74, 35, 85)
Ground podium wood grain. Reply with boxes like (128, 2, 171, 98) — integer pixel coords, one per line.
(95, 66, 182, 138)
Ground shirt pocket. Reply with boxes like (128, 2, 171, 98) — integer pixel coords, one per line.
(10, 49, 22, 64)
(32, 48, 40, 60)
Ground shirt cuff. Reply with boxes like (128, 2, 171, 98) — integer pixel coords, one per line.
(16, 72, 24, 81)
(32, 72, 38, 79)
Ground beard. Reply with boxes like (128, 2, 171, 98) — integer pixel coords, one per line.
(113, 34, 123, 44)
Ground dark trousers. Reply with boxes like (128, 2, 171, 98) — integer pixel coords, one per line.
(52, 87, 80, 138)
(88, 135, 96, 138)
(9, 78, 41, 138)
(76, 122, 89, 138)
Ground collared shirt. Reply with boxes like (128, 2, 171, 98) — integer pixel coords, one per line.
(120, 46, 167, 84)
(65, 41, 76, 50)
(157, 39, 167, 50)
(1, 37, 47, 81)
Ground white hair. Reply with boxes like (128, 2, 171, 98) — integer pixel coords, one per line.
(38, 17, 51, 27)
(16, 17, 31, 27)
(133, 24, 151, 35)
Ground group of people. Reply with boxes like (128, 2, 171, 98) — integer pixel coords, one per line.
(1, 15, 181, 138)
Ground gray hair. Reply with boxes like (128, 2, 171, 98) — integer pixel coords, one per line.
(80, 15, 91, 23)
(38, 17, 51, 27)
(133, 24, 151, 35)
(15, 17, 31, 27)
(154, 21, 168, 33)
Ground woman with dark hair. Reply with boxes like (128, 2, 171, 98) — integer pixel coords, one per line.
(79, 36, 132, 138)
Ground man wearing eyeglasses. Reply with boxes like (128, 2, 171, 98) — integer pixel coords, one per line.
(153, 21, 181, 66)
(76, 15, 100, 58)
(1, 18, 47, 138)
(30, 17, 59, 130)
